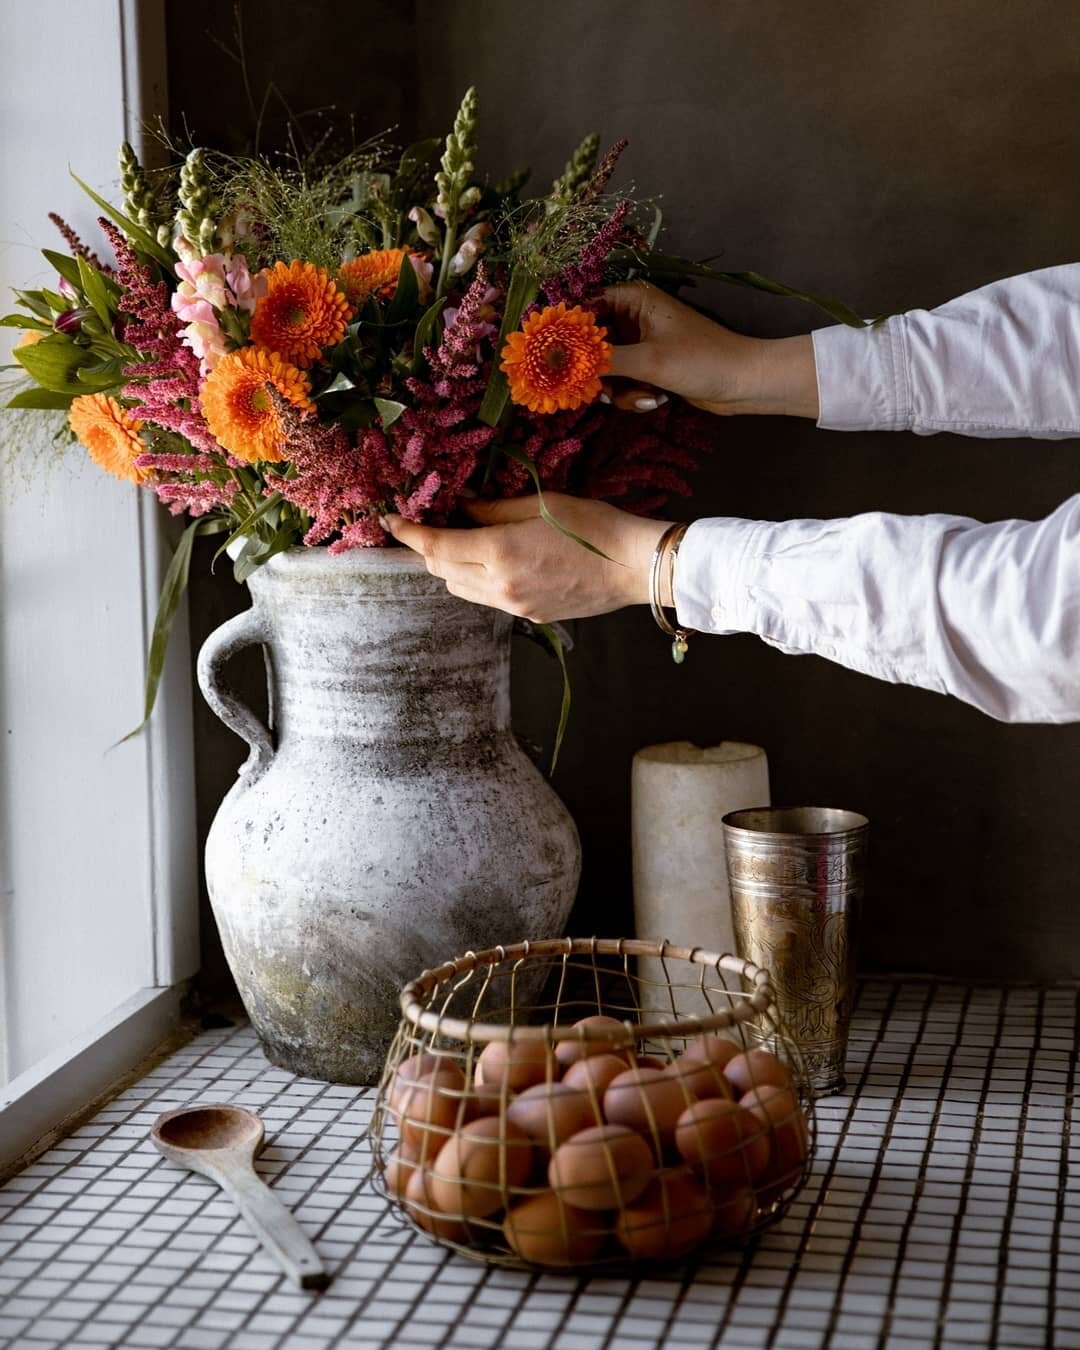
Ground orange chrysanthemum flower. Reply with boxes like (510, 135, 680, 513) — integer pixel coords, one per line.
(69, 393, 147, 484)
(338, 248, 415, 308)
(501, 303, 612, 414)
(16, 329, 45, 348)
(200, 347, 315, 464)
(249, 260, 352, 368)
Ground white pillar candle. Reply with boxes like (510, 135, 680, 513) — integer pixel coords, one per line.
(631, 741, 770, 1018)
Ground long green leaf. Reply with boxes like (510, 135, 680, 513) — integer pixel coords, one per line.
(13, 290, 53, 321)
(114, 516, 228, 746)
(478, 267, 539, 426)
(613, 250, 872, 329)
(0, 314, 51, 330)
(14, 335, 117, 394)
(41, 249, 83, 290)
(385, 250, 419, 325)
(76, 255, 112, 326)
(500, 445, 614, 561)
(70, 172, 174, 270)
(6, 388, 75, 410)
(535, 622, 571, 776)
(212, 491, 284, 569)
(411, 295, 446, 370)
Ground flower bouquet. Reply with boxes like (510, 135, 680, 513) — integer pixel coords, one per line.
(4, 88, 864, 752)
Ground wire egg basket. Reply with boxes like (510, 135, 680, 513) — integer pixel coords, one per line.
(369, 937, 816, 1270)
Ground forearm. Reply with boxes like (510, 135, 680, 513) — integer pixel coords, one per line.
(673, 498, 1080, 723)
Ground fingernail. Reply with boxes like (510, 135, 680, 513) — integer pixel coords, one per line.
(379, 514, 393, 530)
(635, 396, 659, 412)
(655, 393, 669, 406)
(599, 392, 612, 405)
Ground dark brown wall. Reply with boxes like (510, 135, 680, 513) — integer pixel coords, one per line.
(171, 0, 1080, 991)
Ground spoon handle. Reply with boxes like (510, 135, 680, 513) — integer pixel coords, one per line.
(214, 1157, 327, 1289)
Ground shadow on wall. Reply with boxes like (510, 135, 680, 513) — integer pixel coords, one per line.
(173, 0, 1080, 995)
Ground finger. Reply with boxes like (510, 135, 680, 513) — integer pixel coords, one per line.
(601, 280, 653, 321)
(602, 379, 670, 413)
(425, 557, 485, 585)
(607, 340, 664, 389)
(462, 495, 542, 524)
(384, 515, 484, 563)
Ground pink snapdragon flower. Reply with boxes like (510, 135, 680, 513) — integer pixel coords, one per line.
(409, 252, 435, 303)
(225, 254, 264, 313)
(171, 253, 265, 373)
(449, 222, 491, 277)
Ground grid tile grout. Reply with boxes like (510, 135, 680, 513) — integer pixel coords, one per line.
(1, 977, 1078, 1350)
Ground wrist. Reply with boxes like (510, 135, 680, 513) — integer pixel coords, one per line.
(623, 517, 674, 608)
(741, 335, 820, 419)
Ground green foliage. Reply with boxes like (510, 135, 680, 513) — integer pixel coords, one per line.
(550, 132, 600, 205)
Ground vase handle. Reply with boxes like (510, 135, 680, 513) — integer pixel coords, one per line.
(197, 607, 275, 782)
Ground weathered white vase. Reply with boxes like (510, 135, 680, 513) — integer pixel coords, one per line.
(197, 547, 581, 1084)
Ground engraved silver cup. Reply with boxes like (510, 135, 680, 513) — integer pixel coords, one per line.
(722, 806, 869, 1095)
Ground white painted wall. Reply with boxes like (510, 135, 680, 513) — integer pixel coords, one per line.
(0, 0, 197, 1083)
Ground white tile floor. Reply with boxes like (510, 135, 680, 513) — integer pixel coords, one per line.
(0, 979, 1077, 1349)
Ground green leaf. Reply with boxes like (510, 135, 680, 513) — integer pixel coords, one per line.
(385, 251, 419, 325)
(411, 296, 446, 370)
(232, 522, 295, 583)
(113, 516, 228, 746)
(212, 491, 284, 569)
(40, 289, 69, 314)
(615, 250, 871, 329)
(373, 397, 406, 428)
(6, 388, 75, 410)
(70, 171, 174, 270)
(478, 266, 539, 427)
(77, 255, 113, 326)
(316, 371, 356, 398)
(0, 314, 51, 331)
(535, 622, 571, 775)
(397, 138, 441, 185)
(500, 445, 614, 561)
(13, 289, 53, 321)
(14, 334, 116, 394)
(41, 249, 83, 290)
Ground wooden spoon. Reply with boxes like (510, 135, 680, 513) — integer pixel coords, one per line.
(151, 1104, 328, 1289)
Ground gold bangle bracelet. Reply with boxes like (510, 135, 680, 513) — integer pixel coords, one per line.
(649, 522, 695, 664)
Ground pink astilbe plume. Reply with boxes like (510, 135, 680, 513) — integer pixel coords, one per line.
(542, 200, 631, 306)
(48, 212, 112, 275)
(580, 140, 629, 204)
(99, 218, 216, 453)
(152, 478, 240, 517)
(265, 392, 390, 552)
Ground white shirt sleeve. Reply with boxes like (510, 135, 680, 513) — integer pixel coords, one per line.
(672, 267, 1080, 723)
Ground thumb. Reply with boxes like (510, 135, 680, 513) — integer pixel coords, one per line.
(607, 340, 660, 385)
(463, 494, 543, 524)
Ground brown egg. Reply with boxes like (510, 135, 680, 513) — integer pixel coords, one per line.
(562, 1052, 633, 1102)
(674, 1098, 770, 1186)
(477, 1038, 557, 1092)
(682, 1035, 741, 1070)
(381, 1139, 422, 1199)
(724, 1048, 792, 1098)
(404, 1165, 473, 1243)
(553, 1015, 634, 1069)
(635, 1054, 670, 1072)
(428, 1116, 533, 1219)
(664, 1051, 735, 1105)
(503, 1190, 609, 1265)
(740, 1085, 809, 1204)
(459, 1080, 513, 1120)
(614, 1166, 715, 1260)
(399, 1064, 469, 1152)
(712, 1186, 757, 1239)
(388, 1050, 441, 1112)
(548, 1124, 654, 1210)
(506, 1082, 603, 1159)
(603, 1067, 691, 1154)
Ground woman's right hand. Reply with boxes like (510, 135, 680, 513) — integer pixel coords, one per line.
(603, 281, 820, 420)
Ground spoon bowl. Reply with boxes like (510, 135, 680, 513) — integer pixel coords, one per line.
(153, 1104, 264, 1156)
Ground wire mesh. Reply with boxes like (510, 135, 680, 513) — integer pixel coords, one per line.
(369, 937, 817, 1271)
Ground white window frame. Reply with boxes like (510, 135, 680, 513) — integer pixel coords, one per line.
(0, 0, 197, 1171)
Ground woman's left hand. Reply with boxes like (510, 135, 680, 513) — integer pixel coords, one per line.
(385, 493, 672, 623)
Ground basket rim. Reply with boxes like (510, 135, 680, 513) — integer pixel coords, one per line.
(398, 936, 778, 1044)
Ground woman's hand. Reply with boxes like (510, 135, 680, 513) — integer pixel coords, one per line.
(604, 281, 819, 419)
(385, 494, 672, 623)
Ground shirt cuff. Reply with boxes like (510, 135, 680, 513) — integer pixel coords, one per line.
(812, 316, 912, 432)
(673, 517, 765, 634)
